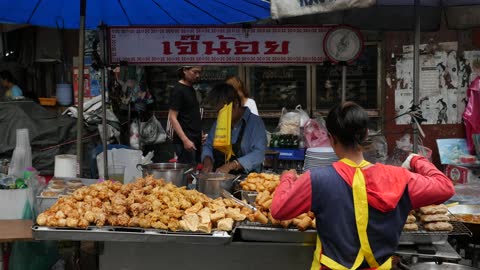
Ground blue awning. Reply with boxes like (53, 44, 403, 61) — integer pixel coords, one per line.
(0, 0, 270, 29)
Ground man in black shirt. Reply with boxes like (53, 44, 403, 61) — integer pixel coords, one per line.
(168, 66, 203, 165)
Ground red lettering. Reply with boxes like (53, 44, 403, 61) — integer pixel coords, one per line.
(234, 41, 259, 55)
(175, 41, 198, 55)
(203, 41, 231, 55)
(162, 41, 172, 55)
(264, 41, 289, 55)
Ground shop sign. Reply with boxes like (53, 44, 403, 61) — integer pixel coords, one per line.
(108, 26, 330, 65)
(271, 0, 376, 19)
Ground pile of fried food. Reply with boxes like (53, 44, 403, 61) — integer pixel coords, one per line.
(239, 172, 280, 193)
(403, 204, 453, 232)
(241, 172, 316, 231)
(36, 176, 251, 232)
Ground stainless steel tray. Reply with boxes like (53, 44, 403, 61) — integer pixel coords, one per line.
(398, 221, 472, 245)
(32, 225, 232, 245)
(236, 221, 317, 244)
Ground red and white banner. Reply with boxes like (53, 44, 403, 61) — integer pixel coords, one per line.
(108, 26, 330, 65)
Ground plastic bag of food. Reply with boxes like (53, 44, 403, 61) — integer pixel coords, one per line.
(140, 115, 166, 145)
(304, 118, 330, 148)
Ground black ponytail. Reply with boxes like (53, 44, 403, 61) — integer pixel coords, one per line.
(326, 101, 368, 149)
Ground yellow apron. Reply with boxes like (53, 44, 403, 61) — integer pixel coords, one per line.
(311, 159, 392, 270)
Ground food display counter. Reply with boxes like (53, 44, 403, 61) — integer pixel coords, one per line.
(30, 173, 474, 270)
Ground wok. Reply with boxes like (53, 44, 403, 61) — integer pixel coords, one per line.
(448, 204, 480, 241)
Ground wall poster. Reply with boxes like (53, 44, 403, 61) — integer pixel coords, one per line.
(394, 42, 471, 125)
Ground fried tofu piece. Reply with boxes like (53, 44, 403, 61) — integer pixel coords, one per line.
(182, 214, 200, 232)
(217, 218, 234, 231)
(185, 202, 203, 214)
(210, 211, 226, 223)
(198, 222, 212, 233)
(197, 208, 211, 224)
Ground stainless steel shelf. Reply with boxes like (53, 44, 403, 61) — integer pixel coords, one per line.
(32, 225, 232, 245)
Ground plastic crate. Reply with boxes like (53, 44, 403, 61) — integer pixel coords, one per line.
(38, 97, 57, 106)
(268, 147, 305, 161)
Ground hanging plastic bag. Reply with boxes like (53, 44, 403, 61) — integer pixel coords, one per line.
(304, 118, 330, 148)
(463, 76, 480, 154)
(139, 115, 166, 145)
(213, 102, 233, 161)
(130, 119, 140, 149)
(296, 105, 310, 127)
(277, 107, 301, 135)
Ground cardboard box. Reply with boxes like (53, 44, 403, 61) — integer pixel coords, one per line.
(445, 165, 469, 184)
(73, 67, 91, 105)
(73, 66, 101, 104)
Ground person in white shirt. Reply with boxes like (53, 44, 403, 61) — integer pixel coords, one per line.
(225, 75, 258, 115)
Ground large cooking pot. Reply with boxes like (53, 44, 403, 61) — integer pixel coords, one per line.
(192, 173, 241, 198)
(408, 262, 478, 270)
(137, 163, 193, 187)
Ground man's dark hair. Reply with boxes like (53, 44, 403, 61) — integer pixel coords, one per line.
(326, 101, 368, 149)
(177, 66, 200, 80)
(0, 70, 16, 84)
(206, 82, 242, 108)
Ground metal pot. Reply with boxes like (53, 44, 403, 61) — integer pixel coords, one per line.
(192, 173, 241, 198)
(137, 163, 193, 187)
(408, 262, 478, 270)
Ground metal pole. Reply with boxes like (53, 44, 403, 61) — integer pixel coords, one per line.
(76, 0, 86, 177)
(100, 25, 108, 180)
(341, 64, 347, 103)
(413, 0, 420, 153)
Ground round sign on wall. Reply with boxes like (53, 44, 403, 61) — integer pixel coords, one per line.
(323, 25, 364, 64)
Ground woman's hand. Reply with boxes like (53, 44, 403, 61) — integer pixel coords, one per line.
(215, 162, 236, 174)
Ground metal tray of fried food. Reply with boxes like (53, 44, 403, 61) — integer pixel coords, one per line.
(399, 221, 472, 245)
(32, 225, 232, 245)
(236, 221, 317, 244)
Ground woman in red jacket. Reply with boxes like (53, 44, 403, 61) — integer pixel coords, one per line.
(271, 102, 455, 270)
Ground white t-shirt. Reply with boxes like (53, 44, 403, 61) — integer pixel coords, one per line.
(244, 98, 258, 115)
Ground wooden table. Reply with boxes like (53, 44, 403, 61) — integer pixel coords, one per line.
(0, 220, 33, 242)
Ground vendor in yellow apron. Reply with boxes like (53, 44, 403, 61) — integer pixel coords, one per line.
(310, 159, 401, 270)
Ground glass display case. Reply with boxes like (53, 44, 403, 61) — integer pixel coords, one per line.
(315, 43, 381, 111)
(248, 66, 309, 113)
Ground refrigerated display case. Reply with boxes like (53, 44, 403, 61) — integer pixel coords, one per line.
(247, 66, 310, 115)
